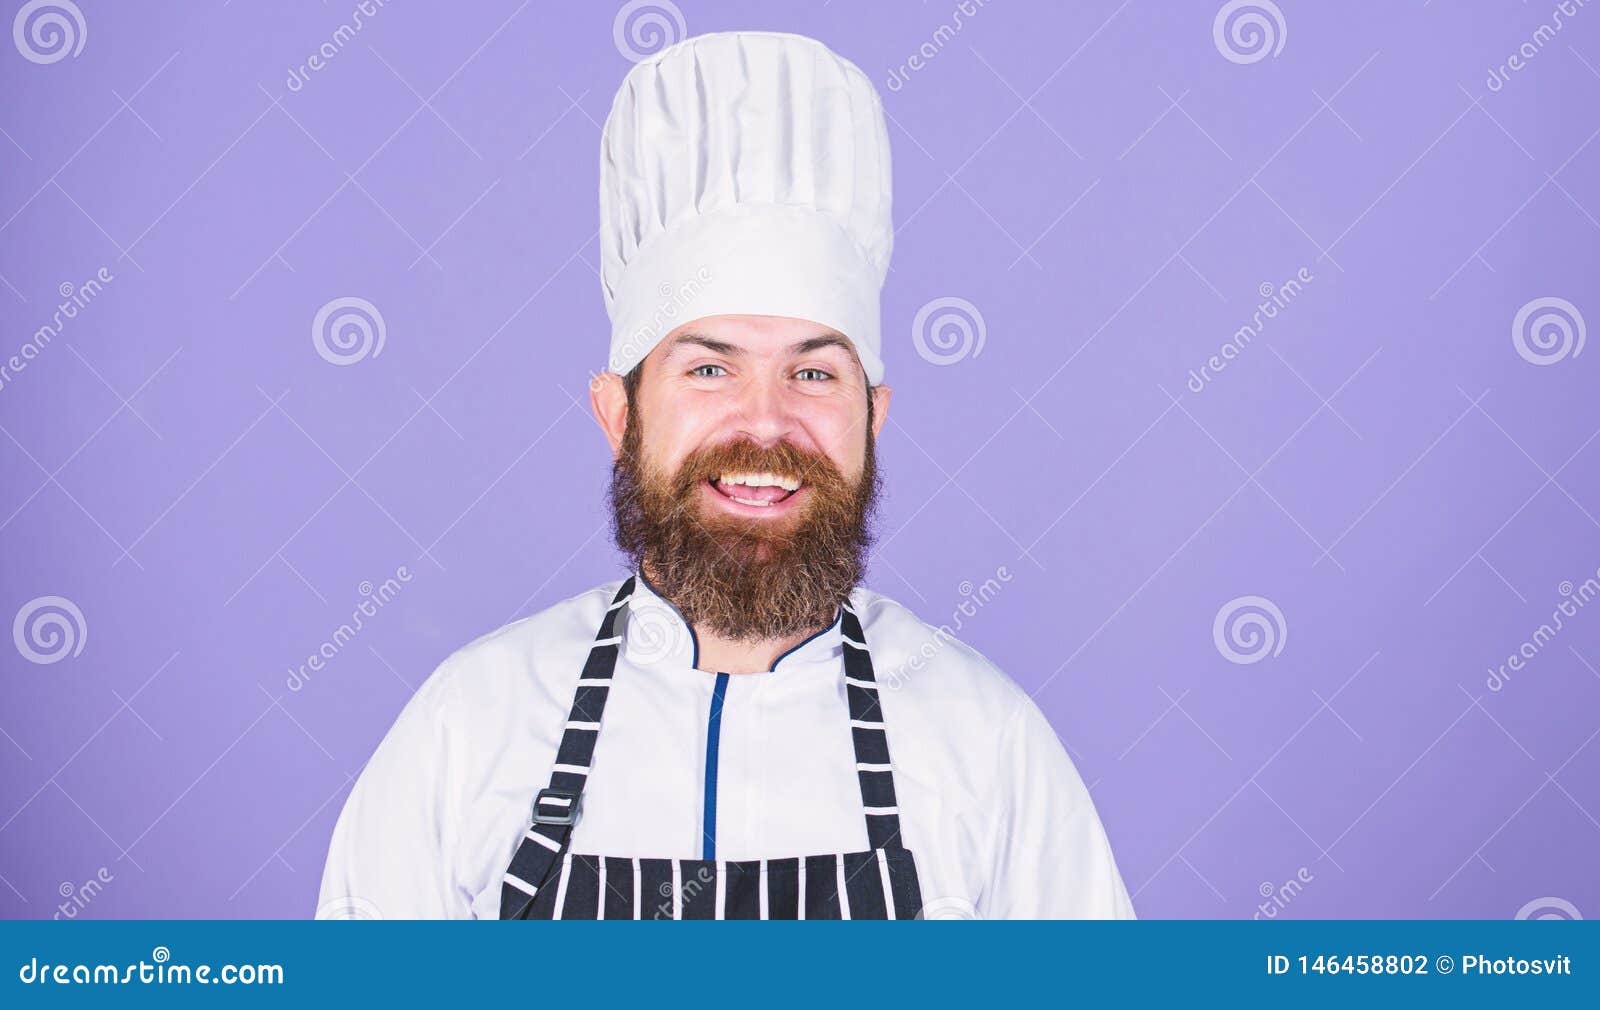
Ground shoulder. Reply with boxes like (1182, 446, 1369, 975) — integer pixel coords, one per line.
(847, 585, 1030, 730)
(422, 577, 625, 719)
(846, 585, 1084, 828)
(452, 577, 622, 664)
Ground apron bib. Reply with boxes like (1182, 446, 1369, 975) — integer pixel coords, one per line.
(500, 577, 925, 919)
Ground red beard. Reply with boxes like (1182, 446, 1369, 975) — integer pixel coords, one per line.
(608, 416, 880, 642)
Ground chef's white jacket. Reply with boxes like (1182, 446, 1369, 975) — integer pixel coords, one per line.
(318, 572, 1135, 919)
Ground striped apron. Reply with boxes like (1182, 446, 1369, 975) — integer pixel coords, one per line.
(499, 576, 925, 920)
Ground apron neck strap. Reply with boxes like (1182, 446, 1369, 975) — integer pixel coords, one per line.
(500, 576, 634, 919)
(838, 601, 909, 851)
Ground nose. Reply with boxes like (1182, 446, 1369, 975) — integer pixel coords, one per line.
(727, 370, 798, 446)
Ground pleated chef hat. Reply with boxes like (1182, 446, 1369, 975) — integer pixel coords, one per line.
(599, 31, 894, 384)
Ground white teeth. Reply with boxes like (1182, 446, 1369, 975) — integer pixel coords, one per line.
(728, 495, 771, 507)
(717, 471, 802, 491)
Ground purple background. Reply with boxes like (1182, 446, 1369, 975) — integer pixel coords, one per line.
(3, 0, 1598, 920)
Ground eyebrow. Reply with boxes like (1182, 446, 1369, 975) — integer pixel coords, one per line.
(792, 334, 855, 356)
(669, 332, 741, 356)
(666, 331, 857, 358)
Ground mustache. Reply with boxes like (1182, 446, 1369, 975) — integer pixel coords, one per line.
(664, 438, 848, 493)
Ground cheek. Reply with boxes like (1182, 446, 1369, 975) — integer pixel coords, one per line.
(812, 413, 869, 476)
(638, 399, 714, 472)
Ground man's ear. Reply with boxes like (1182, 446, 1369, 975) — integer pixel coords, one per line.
(868, 383, 891, 441)
(590, 370, 629, 457)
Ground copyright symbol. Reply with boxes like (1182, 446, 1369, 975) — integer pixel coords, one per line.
(1435, 955, 1453, 974)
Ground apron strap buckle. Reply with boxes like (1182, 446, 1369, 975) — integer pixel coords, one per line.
(532, 787, 581, 826)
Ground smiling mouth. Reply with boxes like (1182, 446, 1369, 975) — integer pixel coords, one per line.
(707, 471, 803, 508)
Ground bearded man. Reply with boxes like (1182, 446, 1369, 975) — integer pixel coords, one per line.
(318, 30, 1133, 920)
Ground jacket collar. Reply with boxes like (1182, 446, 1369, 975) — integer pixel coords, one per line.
(624, 568, 846, 674)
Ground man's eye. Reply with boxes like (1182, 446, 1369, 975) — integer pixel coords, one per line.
(795, 368, 832, 381)
(691, 364, 727, 378)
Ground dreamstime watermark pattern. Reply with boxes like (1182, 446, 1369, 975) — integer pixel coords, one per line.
(1212, 0, 1286, 65)
(2, 268, 116, 395)
(12, 0, 86, 65)
(1254, 866, 1314, 919)
(1510, 296, 1585, 366)
(1485, 0, 1589, 93)
(1185, 267, 1313, 393)
(911, 296, 987, 366)
(13, 595, 87, 665)
(283, 0, 392, 94)
(652, 863, 713, 920)
(1485, 567, 1600, 692)
(285, 566, 413, 691)
(884, 0, 992, 92)
(604, 265, 714, 378)
(612, 0, 686, 63)
(311, 296, 387, 366)
(624, 602, 692, 666)
(880, 566, 1014, 688)
(1212, 595, 1287, 665)
(1515, 896, 1583, 920)
(315, 895, 383, 919)
(53, 867, 114, 920)
(917, 895, 979, 919)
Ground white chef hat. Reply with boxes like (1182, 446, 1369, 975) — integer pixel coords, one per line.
(599, 31, 894, 384)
